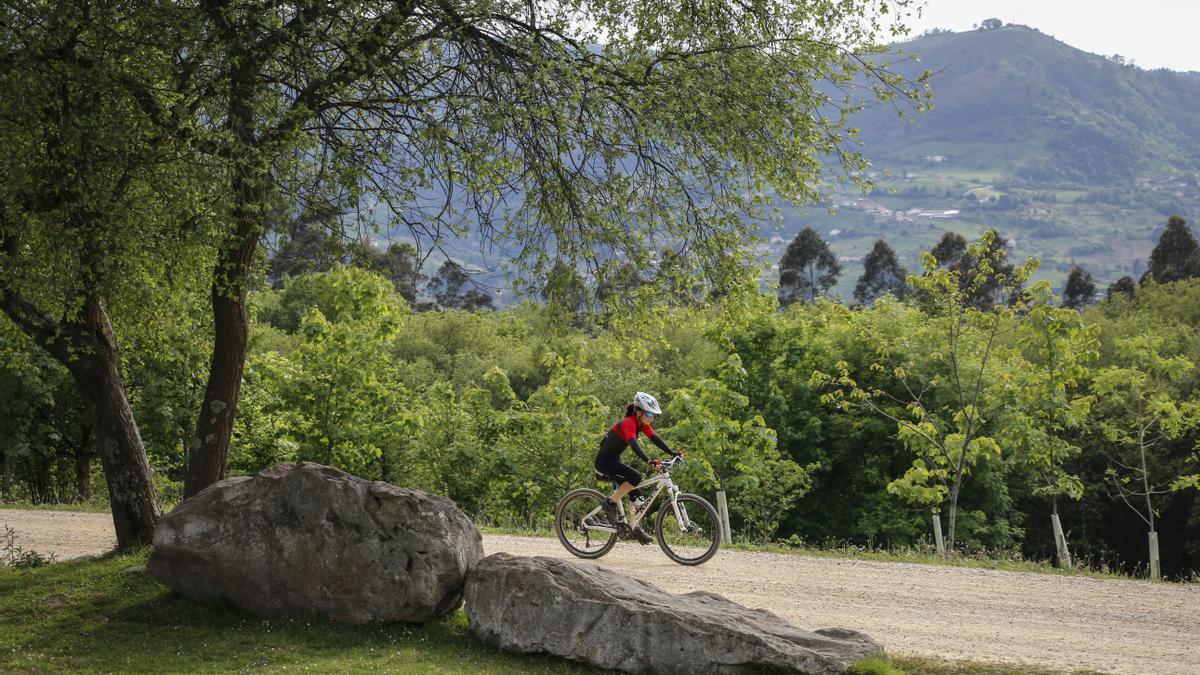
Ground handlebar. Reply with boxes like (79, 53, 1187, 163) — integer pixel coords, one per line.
(657, 455, 684, 472)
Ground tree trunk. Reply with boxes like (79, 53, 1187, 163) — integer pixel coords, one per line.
(1, 449, 11, 501)
(947, 481, 961, 553)
(184, 73, 266, 498)
(64, 305, 161, 546)
(185, 268, 252, 497)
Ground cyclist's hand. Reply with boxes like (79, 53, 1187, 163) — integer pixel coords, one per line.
(673, 450, 685, 459)
(649, 459, 663, 470)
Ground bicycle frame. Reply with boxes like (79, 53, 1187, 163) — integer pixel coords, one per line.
(583, 458, 691, 534)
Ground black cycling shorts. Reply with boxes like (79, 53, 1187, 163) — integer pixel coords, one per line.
(594, 452, 642, 487)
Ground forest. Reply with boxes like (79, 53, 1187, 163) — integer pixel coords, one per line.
(4, 221, 1199, 579)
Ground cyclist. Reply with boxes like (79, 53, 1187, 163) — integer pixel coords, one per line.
(595, 391, 682, 544)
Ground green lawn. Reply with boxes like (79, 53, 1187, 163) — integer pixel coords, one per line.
(0, 550, 1102, 674)
(0, 550, 592, 674)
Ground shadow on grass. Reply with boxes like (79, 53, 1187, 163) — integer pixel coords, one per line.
(1, 552, 598, 673)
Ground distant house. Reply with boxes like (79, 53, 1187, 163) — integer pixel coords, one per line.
(919, 209, 961, 219)
(924, 154, 947, 163)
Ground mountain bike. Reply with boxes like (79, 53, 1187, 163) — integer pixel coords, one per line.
(553, 456, 721, 566)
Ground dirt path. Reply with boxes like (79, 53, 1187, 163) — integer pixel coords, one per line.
(5, 509, 1199, 674)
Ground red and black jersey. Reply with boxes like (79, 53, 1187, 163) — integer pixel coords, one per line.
(598, 414, 674, 463)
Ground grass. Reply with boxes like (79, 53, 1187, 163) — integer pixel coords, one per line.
(0, 551, 1101, 675)
(0, 550, 595, 674)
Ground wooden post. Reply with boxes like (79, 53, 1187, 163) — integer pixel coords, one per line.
(1148, 531, 1161, 581)
(932, 512, 946, 556)
(716, 491, 733, 546)
(1051, 514, 1072, 568)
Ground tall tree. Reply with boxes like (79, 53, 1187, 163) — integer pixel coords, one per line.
(267, 218, 347, 289)
(854, 239, 909, 304)
(0, 1, 217, 544)
(1143, 215, 1200, 285)
(1107, 276, 1136, 302)
(779, 227, 841, 307)
(929, 231, 968, 268)
(352, 242, 426, 305)
(1062, 265, 1097, 309)
(425, 261, 496, 311)
(541, 261, 589, 319)
(926, 229, 1017, 309)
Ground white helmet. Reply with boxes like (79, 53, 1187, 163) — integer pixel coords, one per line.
(633, 391, 662, 415)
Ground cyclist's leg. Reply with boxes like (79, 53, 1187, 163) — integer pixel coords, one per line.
(608, 462, 643, 502)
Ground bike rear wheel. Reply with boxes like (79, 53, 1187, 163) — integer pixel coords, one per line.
(555, 488, 618, 559)
(656, 493, 721, 566)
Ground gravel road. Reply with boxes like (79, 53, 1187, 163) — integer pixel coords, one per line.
(4, 509, 1198, 674)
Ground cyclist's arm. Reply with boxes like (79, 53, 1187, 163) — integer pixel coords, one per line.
(647, 433, 678, 457)
(627, 437, 652, 464)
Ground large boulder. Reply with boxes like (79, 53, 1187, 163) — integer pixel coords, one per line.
(465, 553, 882, 674)
(148, 462, 483, 624)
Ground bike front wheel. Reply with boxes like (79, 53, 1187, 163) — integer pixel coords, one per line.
(555, 488, 618, 559)
(656, 493, 721, 566)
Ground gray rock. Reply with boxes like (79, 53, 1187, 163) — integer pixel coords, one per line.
(464, 553, 882, 674)
(148, 462, 483, 624)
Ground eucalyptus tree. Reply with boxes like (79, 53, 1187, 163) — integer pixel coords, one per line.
(0, 1, 219, 545)
(166, 0, 930, 495)
(854, 239, 908, 304)
(779, 227, 841, 306)
(1061, 265, 1096, 309)
(1143, 215, 1200, 285)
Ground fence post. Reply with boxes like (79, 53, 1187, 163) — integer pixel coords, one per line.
(716, 490, 733, 546)
(932, 512, 945, 556)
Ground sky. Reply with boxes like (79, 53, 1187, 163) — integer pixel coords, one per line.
(901, 0, 1200, 72)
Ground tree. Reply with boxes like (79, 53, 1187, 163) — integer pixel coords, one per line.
(0, 1, 219, 545)
(352, 242, 426, 305)
(1062, 266, 1097, 309)
(779, 228, 841, 307)
(1143, 215, 1200, 285)
(980, 18, 1003, 30)
(1006, 298, 1099, 565)
(425, 261, 496, 311)
(854, 239, 909, 304)
(666, 355, 814, 542)
(925, 229, 1018, 309)
(1107, 276, 1136, 302)
(1091, 335, 1200, 580)
(819, 231, 1041, 552)
(541, 261, 589, 320)
(282, 270, 407, 474)
(267, 216, 349, 289)
(930, 232, 968, 269)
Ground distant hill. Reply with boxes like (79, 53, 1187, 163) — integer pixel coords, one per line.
(765, 24, 1200, 300)
(858, 24, 1200, 184)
